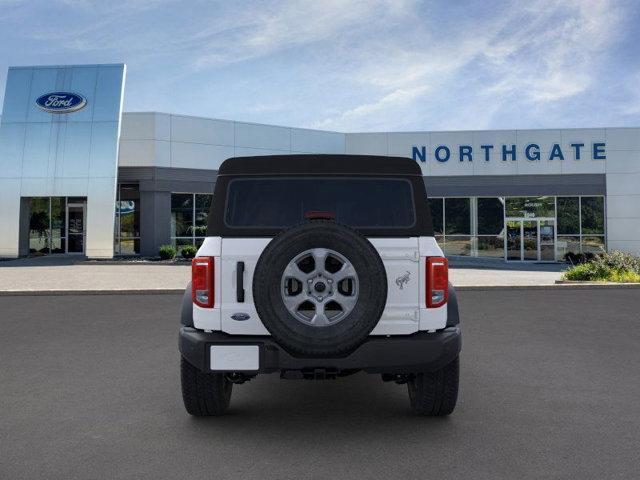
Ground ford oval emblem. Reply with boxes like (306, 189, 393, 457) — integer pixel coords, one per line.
(35, 92, 87, 114)
(231, 313, 251, 321)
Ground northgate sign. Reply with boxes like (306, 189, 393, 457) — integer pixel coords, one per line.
(411, 142, 606, 163)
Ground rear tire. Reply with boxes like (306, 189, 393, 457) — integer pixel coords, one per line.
(407, 357, 459, 416)
(181, 357, 232, 416)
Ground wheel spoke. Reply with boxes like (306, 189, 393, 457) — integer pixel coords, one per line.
(311, 302, 331, 326)
(333, 262, 357, 283)
(281, 293, 306, 311)
(310, 248, 328, 274)
(282, 262, 306, 282)
(334, 291, 357, 311)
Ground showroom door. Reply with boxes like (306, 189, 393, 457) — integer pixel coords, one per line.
(66, 202, 86, 254)
(505, 219, 556, 261)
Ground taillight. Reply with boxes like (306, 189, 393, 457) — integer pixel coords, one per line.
(192, 257, 214, 308)
(426, 256, 448, 308)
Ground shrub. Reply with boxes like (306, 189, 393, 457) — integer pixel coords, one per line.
(180, 244, 198, 259)
(563, 263, 597, 281)
(594, 250, 640, 273)
(159, 244, 177, 260)
(563, 252, 595, 265)
(563, 250, 640, 282)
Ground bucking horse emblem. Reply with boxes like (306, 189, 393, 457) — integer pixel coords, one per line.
(395, 270, 411, 290)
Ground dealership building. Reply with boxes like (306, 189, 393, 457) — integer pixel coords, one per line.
(1, 63, 639, 261)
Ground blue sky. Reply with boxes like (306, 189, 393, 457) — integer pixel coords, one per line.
(1, 0, 639, 131)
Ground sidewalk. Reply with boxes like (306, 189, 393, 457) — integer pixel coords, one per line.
(0, 255, 567, 294)
(448, 257, 564, 287)
(0, 257, 190, 294)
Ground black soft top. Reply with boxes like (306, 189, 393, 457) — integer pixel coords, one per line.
(208, 154, 432, 237)
(217, 154, 422, 176)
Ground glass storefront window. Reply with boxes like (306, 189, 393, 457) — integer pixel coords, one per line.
(114, 184, 140, 255)
(171, 194, 193, 238)
(477, 235, 504, 258)
(505, 196, 555, 218)
(50, 197, 65, 241)
(194, 194, 212, 240)
(581, 197, 605, 234)
(445, 198, 470, 235)
(431, 195, 606, 261)
(477, 198, 504, 235)
(443, 235, 471, 256)
(428, 198, 443, 235)
(27, 196, 83, 255)
(174, 238, 194, 249)
(582, 236, 606, 254)
(171, 193, 213, 248)
(29, 198, 50, 254)
(557, 236, 581, 258)
(557, 197, 579, 234)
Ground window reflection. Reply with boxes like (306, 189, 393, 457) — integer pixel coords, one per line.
(114, 184, 140, 255)
(171, 192, 213, 248)
(428, 198, 443, 236)
(445, 198, 470, 235)
(581, 197, 605, 234)
(477, 198, 504, 235)
(557, 197, 579, 235)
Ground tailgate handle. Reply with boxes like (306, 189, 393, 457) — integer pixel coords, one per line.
(236, 261, 245, 302)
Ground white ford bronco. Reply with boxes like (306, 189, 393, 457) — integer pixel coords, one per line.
(179, 155, 461, 416)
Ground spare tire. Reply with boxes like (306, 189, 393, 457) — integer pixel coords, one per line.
(253, 220, 387, 357)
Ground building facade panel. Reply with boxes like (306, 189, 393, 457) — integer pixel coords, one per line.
(171, 142, 235, 170)
(120, 112, 159, 140)
(118, 139, 168, 167)
(0, 122, 26, 178)
(170, 115, 235, 146)
(0, 64, 125, 258)
(605, 128, 640, 151)
(291, 127, 345, 154)
(234, 122, 291, 151)
(345, 132, 388, 156)
(0, 68, 32, 123)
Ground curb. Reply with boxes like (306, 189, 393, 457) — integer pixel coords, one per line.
(555, 280, 640, 286)
(456, 283, 640, 291)
(0, 289, 185, 296)
(77, 261, 190, 266)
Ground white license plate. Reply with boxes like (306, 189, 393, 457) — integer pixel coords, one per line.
(210, 345, 259, 371)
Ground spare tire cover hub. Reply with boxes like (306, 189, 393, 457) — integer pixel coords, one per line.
(281, 248, 359, 327)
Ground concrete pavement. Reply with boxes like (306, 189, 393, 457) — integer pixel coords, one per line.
(0, 256, 190, 293)
(1, 289, 639, 479)
(0, 256, 565, 293)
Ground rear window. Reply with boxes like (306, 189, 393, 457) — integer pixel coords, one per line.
(224, 177, 416, 229)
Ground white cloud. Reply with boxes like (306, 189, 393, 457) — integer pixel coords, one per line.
(315, 0, 625, 130)
(313, 85, 428, 130)
(190, 0, 413, 69)
(481, 0, 622, 104)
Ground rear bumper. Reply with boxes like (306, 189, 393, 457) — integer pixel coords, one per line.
(179, 326, 461, 375)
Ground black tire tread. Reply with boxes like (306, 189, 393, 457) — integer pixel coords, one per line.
(408, 357, 459, 416)
(181, 357, 232, 416)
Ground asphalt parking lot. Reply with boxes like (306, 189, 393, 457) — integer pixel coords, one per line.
(1, 289, 639, 480)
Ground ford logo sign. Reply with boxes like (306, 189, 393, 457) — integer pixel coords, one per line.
(35, 92, 87, 114)
(230, 313, 251, 321)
